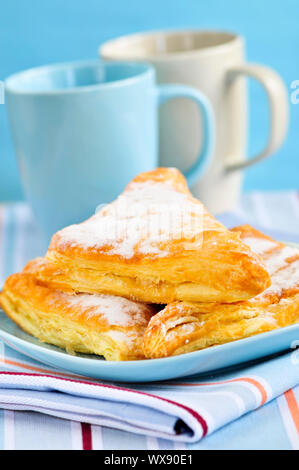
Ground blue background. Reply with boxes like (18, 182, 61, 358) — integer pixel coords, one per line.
(0, 0, 298, 201)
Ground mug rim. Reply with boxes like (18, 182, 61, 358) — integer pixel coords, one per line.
(5, 59, 155, 95)
(100, 29, 244, 62)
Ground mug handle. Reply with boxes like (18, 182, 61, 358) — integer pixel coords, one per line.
(225, 64, 289, 172)
(157, 85, 215, 187)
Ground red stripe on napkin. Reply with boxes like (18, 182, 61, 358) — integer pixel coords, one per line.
(81, 423, 93, 450)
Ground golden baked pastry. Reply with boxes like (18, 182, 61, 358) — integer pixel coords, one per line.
(0, 262, 156, 361)
(143, 225, 299, 358)
(45, 168, 270, 303)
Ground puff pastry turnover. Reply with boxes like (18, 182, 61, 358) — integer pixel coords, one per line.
(0, 262, 155, 361)
(45, 168, 270, 304)
(143, 225, 299, 358)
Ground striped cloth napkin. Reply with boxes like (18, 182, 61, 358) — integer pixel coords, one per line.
(0, 346, 299, 446)
(0, 191, 298, 450)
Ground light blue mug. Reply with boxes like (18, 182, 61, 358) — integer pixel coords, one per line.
(5, 60, 214, 238)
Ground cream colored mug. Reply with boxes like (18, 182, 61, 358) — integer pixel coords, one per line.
(100, 30, 289, 214)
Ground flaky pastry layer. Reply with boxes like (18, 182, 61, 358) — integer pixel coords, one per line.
(0, 268, 155, 361)
(45, 168, 270, 303)
(143, 225, 299, 358)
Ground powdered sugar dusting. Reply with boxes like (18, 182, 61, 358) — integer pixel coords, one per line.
(179, 323, 197, 334)
(265, 246, 299, 275)
(261, 259, 299, 298)
(106, 330, 135, 346)
(242, 237, 278, 255)
(58, 292, 151, 327)
(166, 322, 198, 343)
(244, 234, 299, 299)
(56, 181, 204, 259)
(259, 311, 278, 326)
